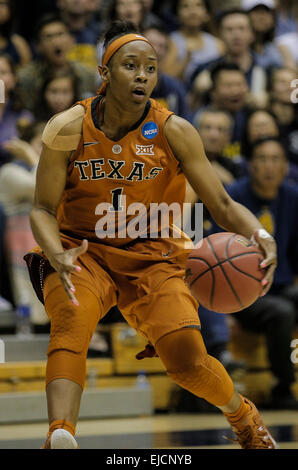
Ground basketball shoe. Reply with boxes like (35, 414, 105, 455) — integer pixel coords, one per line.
(41, 429, 79, 449)
(225, 397, 278, 449)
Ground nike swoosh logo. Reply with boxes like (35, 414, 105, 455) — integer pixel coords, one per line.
(84, 142, 100, 147)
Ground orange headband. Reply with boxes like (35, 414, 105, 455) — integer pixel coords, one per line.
(97, 33, 155, 95)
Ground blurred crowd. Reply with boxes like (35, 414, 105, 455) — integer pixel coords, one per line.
(0, 0, 297, 407)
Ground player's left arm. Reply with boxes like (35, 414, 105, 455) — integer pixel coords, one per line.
(165, 115, 277, 294)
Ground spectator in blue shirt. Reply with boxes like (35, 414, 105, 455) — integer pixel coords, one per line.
(241, 108, 298, 184)
(17, 14, 97, 113)
(161, 0, 225, 85)
(57, 0, 104, 69)
(189, 9, 268, 109)
(192, 63, 249, 161)
(0, 53, 33, 167)
(275, 1, 298, 37)
(269, 67, 298, 167)
(242, 0, 295, 69)
(195, 107, 246, 185)
(207, 137, 298, 409)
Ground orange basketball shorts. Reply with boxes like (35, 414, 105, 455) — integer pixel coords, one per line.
(44, 233, 200, 345)
(36, 233, 200, 388)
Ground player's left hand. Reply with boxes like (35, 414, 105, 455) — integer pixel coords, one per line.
(252, 229, 277, 296)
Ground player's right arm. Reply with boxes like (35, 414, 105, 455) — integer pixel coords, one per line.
(165, 115, 277, 296)
(30, 105, 87, 305)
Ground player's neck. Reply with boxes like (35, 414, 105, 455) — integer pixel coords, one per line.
(99, 95, 146, 141)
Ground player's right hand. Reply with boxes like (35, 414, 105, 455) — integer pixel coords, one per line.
(48, 239, 88, 306)
(252, 229, 277, 296)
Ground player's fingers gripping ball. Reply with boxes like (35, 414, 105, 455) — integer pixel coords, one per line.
(185, 232, 266, 313)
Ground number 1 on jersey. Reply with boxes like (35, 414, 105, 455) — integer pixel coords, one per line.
(110, 187, 124, 211)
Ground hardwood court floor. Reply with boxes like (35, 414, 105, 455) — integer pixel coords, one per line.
(0, 411, 297, 449)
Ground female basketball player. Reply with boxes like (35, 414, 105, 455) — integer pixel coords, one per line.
(25, 21, 278, 449)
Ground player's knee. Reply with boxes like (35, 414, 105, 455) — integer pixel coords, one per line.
(166, 355, 208, 383)
(156, 328, 210, 387)
(46, 310, 91, 390)
(156, 327, 208, 372)
(47, 324, 90, 357)
(46, 299, 91, 357)
(166, 355, 210, 389)
(155, 328, 235, 404)
(171, 350, 209, 375)
(46, 348, 87, 389)
(45, 297, 97, 389)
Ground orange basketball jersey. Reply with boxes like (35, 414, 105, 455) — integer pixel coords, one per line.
(57, 96, 188, 246)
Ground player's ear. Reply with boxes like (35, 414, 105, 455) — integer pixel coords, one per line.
(98, 65, 111, 85)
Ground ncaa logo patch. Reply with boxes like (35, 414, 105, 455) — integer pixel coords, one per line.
(142, 122, 159, 140)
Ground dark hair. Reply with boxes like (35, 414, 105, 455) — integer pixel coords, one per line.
(142, 23, 169, 38)
(210, 62, 244, 89)
(171, 0, 214, 33)
(248, 136, 287, 160)
(0, 0, 16, 40)
(196, 106, 234, 130)
(217, 8, 253, 29)
(34, 68, 80, 121)
(106, 0, 145, 27)
(249, 5, 276, 43)
(266, 66, 297, 94)
(103, 20, 140, 50)
(34, 13, 68, 41)
(241, 108, 280, 159)
(172, 0, 211, 16)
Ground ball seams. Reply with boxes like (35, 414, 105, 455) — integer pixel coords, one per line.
(225, 234, 264, 283)
(188, 251, 263, 285)
(207, 236, 244, 309)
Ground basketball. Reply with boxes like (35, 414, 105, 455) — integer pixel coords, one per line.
(185, 232, 266, 314)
